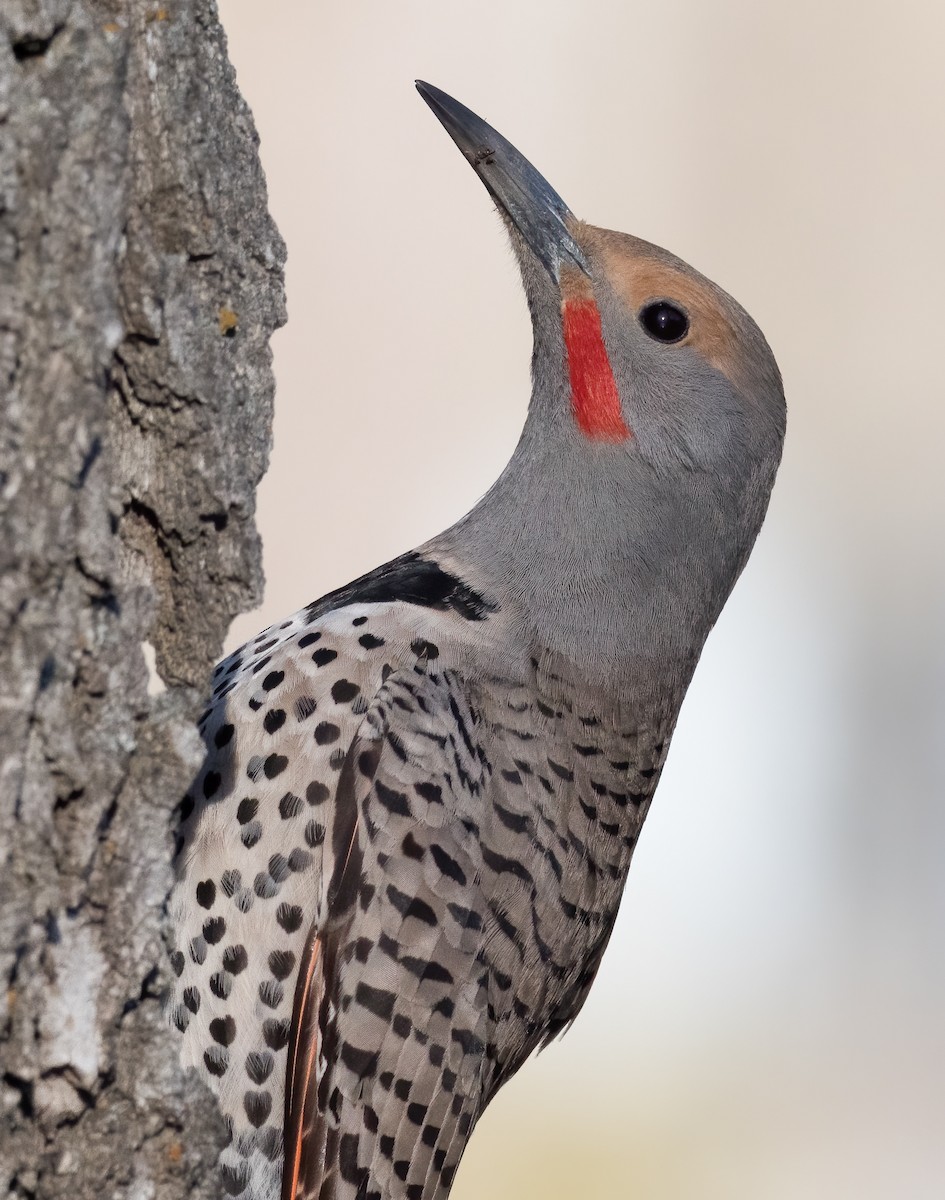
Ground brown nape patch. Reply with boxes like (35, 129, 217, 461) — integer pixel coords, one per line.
(578, 224, 748, 391)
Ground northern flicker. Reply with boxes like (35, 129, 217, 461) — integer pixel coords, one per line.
(168, 83, 785, 1200)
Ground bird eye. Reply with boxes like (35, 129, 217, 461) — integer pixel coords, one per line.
(639, 300, 689, 344)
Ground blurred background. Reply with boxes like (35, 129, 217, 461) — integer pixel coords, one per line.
(220, 3, 944, 1196)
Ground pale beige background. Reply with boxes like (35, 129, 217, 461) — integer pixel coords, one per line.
(220, 3, 944, 1196)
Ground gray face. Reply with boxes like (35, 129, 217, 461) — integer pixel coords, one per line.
(446, 221, 787, 690)
(515, 219, 785, 486)
(579, 225, 785, 484)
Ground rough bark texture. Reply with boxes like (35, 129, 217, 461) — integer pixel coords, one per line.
(0, 2, 286, 1196)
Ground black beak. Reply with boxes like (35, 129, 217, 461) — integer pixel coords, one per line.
(416, 81, 589, 283)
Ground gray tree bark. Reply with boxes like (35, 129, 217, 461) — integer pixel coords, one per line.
(0, 2, 285, 1196)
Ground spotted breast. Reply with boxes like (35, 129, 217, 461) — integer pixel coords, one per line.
(168, 550, 670, 1200)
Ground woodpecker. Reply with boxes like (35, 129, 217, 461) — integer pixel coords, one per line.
(168, 82, 785, 1200)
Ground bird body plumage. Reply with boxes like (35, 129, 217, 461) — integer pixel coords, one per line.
(168, 84, 785, 1200)
(170, 555, 672, 1199)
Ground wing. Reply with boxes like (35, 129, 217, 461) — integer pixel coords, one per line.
(285, 665, 493, 1200)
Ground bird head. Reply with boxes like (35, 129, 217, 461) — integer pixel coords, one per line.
(417, 82, 786, 686)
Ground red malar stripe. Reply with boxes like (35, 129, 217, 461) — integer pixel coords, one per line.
(562, 297, 630, 442)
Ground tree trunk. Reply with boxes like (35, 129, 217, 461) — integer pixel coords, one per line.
(0, 3, 285, 1196)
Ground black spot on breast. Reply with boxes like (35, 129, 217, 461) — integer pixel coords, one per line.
(169, 950, 185, 977)
(264, 754, 288, 779)
(254, 872, 279, 899)
(220, 1162, 249, 1195)
(203, 916, 226, 944)
(411, 638, 440, 660)
(222, 944, 248, 974)
(314, 722, 340, 745)
(359, 633, 385, 649)
(204, 1046, 229, 1076)
(210, 1015, 236, 1046)
(258, 979, 284, 1009)
(331, 679, 360, 704)
(262, 670, 284, 692)
(220, 869, 241, 897)
(196, 879, 216, 909)
(304, 820, 325, 848)
(257, 1127, 281, 1161)
(264, 708, 286, 734)
(288, 848, 312, 871)
(358, 747, 380, 778)
(202, 771, 221, 799)
(268, 950, 296, 980)
(312, 647, 338, 667)
(276, 903, 303, 933)
(279, 791, 303, 819)
(241, 821, 262, 849)
(268, 853, 290, 883)
(210, 972, 231, 1000)
(307, 780, 329, 805)
(263, 1018, 290, 1050)
(236, 797, 258, 824)
(244, 1090, 272, 1128)
(298, 631, 321, 647)
(183, 986, 200, 1013)
(246, 1050, 274, 1084)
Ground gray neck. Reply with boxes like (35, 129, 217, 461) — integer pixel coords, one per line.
(427, 297, 763, 707)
